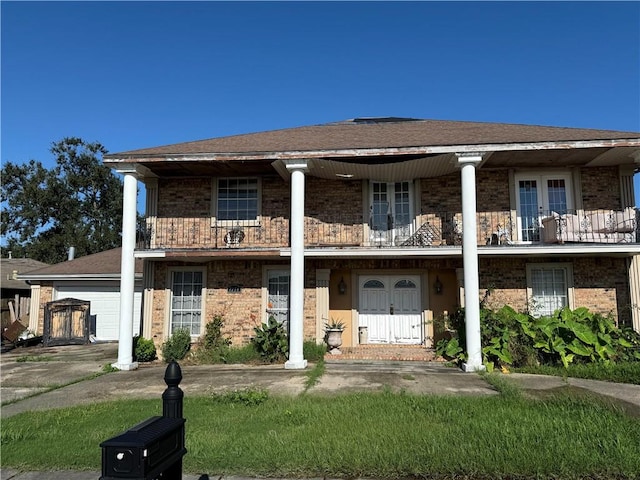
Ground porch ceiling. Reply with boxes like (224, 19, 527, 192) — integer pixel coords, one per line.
(122, 145, 638, 179)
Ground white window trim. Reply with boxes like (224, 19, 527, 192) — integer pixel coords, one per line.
(165, 266, 207, 338)
(525, 263, 574, 317)
(262, 265, 291, 324)
(514, 171, 574, 244)
(211, 177, 262, 227)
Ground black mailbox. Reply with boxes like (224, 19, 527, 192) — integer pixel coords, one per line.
(100, 415, 186, 480)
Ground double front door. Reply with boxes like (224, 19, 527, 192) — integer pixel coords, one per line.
(358, 275, 422, 344)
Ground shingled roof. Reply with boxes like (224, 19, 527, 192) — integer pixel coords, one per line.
(1, 258, 50, 290)
(18, 248, 143, 280)
(107, 118, 640, 158)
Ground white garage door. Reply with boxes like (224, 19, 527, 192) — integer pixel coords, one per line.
(54, 283, 142, 341)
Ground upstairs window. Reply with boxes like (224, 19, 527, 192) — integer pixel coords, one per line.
(217, 178, 259, 221)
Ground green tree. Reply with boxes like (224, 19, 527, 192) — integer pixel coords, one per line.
(1, 137, 124, 263)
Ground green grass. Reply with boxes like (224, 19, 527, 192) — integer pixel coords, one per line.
(2, 390, 639, 479)
(15, 355, 55, 363)
(303, 359, 325, 391)
(513, 361, 640, 385)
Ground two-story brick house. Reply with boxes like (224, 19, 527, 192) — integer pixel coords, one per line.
(104, 118, 640, 370)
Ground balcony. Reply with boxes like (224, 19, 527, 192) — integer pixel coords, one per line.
(136, 208, 638, 251)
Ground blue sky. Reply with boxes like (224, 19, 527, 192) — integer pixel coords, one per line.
(2, 1, 639, 205)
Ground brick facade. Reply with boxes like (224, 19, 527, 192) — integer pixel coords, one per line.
(142, 165, 635, 346)
(581, 167, 622, 210)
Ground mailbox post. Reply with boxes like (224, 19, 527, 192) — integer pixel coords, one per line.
(100, 361, 186, 480)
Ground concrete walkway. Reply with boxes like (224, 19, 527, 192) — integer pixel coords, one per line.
(1, 342, 639, 480)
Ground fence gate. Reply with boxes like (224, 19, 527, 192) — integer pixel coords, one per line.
(43, 298, 90, 346)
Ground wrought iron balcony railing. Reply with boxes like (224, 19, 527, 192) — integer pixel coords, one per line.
(136, 208, 637, 250)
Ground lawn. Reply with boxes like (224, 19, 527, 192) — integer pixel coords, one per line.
(2, 387, 639, 479)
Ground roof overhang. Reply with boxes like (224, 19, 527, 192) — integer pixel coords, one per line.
(105, 139, 640, 179)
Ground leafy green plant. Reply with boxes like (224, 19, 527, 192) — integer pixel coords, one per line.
(435, 304, 640, 370)
(161, 328, 192, 363)
(251, 315, 288, 363)
(435, 337, 465, 362)
(133, 336, 157, 362)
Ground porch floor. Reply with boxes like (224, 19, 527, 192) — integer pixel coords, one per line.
(324, 344, 442, 362)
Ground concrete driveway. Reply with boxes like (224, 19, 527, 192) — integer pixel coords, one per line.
(1, 342, 498, 418)
(2, 342, 638, 420)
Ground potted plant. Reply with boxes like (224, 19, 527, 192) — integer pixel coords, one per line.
(324, 318, 345, 355)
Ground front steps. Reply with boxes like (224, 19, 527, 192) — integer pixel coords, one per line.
(324, 344, 442, 362)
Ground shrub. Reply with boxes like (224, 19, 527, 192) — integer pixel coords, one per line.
(194, 315, 232, 364)
(133, 336, 157, 363)
(161, 328, 191, 363)
(251, 315, 288, 363)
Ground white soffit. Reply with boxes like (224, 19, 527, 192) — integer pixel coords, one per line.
(586, 146, 640, 167)
(274, 154, 458, 181)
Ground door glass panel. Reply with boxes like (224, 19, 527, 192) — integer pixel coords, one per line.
(370, 183, 389, 232)
(394, 279, 416, 289)
(547, 179, 568, 214)
(363, 279, 385, 289)
(519, 180, 539, 242)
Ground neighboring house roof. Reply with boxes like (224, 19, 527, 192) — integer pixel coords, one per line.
(107, 118, 640, 158)
(18, 248, 143, 282)
(1, 258, 50, 291)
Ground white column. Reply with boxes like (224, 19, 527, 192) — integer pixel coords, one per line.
(113, 171, 139, 371)
(457, 153, 485, 372)
(285, 161, 308, 369)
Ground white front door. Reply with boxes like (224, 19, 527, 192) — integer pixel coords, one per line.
(359, 275, 422, 344)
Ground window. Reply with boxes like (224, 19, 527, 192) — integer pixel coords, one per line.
(515, 173, 573, 242)
(526, 264, 573, 317)
(170, 270, 204, 335)
(267, 269, 290, 328)
(217, 178, 259, 221)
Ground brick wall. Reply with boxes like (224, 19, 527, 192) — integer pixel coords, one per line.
(158, 177, 211, 216)
(36, 284, 54, 334)
(478, 257, 628, 323)
(581, 167, 622, 210)
(151, 260, 319, 347)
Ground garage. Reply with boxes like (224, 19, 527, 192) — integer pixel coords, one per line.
(54, 282, 142, 342)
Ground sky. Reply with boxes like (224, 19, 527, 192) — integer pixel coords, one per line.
(2, 1, 639, 207)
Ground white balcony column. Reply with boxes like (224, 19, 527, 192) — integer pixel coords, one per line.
(113, 169, 140, 371)
(284, 160, 309, 369)
(457, 152, 485, 372)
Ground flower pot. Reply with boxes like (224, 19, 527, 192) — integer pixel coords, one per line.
(325, 329, 343, 355)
